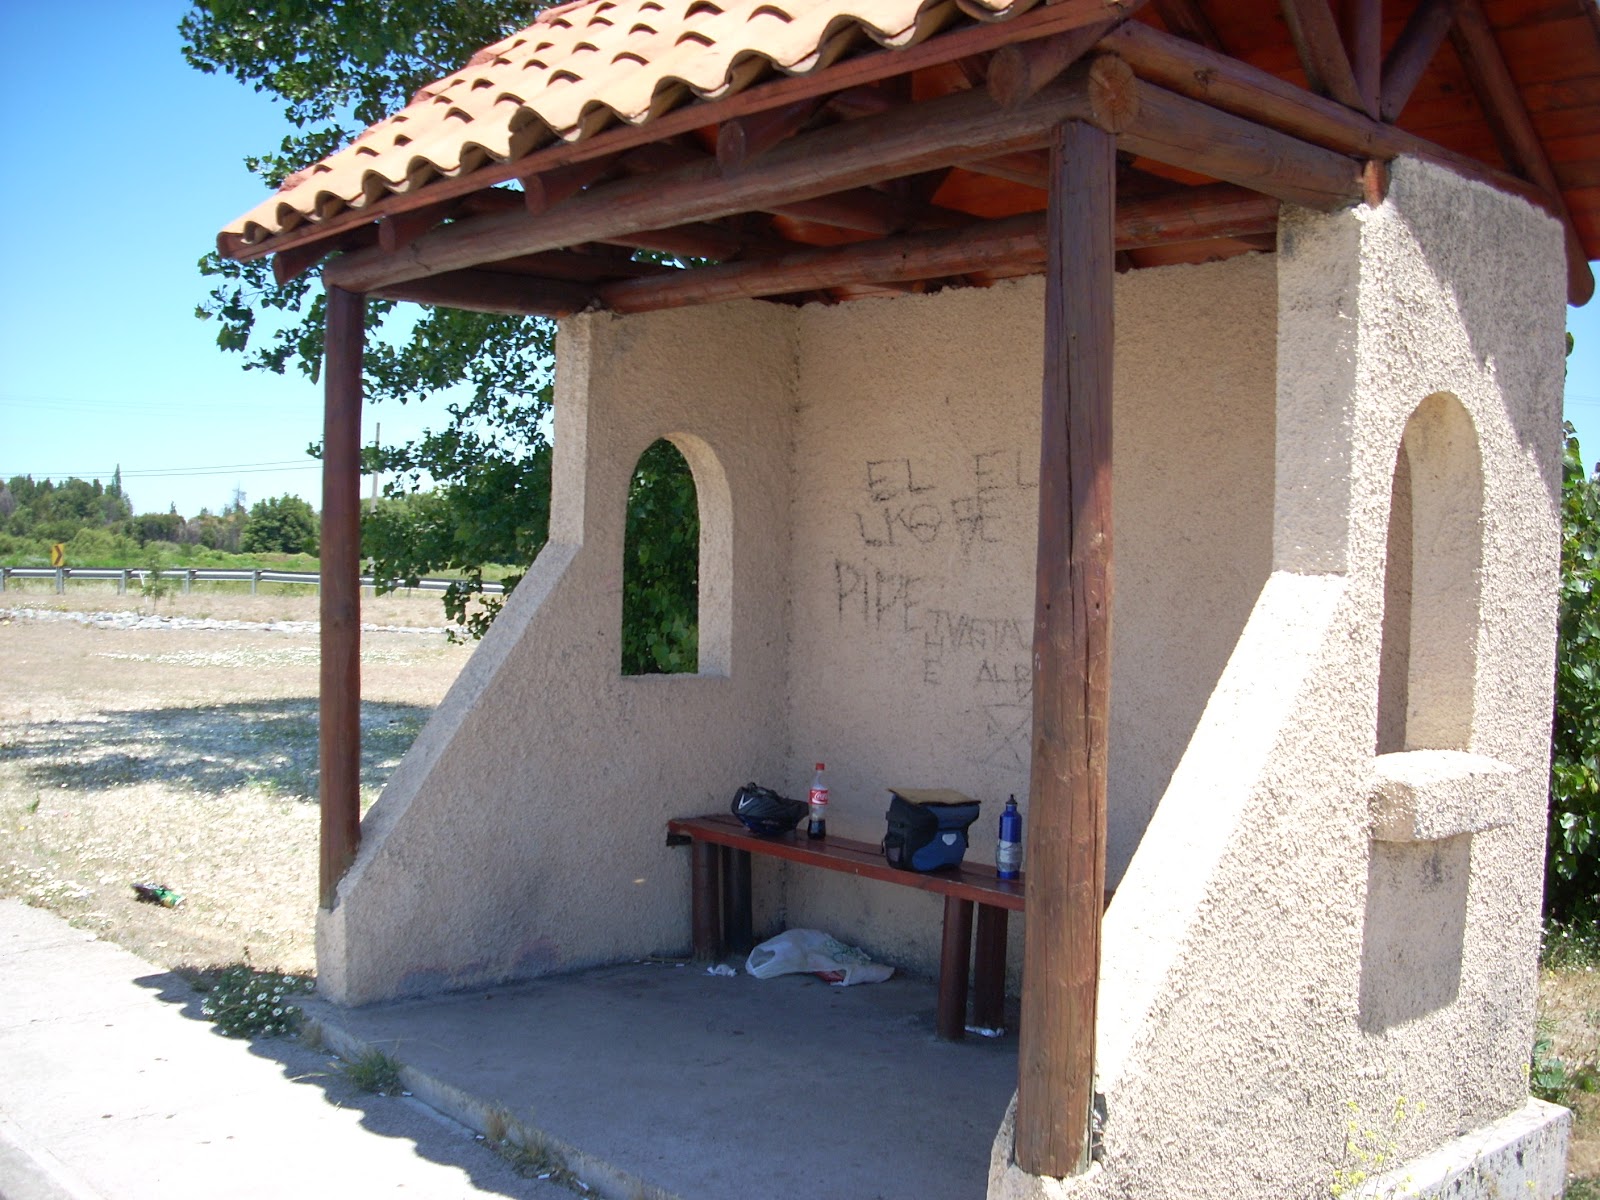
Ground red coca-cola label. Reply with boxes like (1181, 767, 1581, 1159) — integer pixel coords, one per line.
(809, 787, 829, 807)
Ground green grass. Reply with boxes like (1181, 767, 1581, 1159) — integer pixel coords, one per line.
(343, 1048, 404, 1095)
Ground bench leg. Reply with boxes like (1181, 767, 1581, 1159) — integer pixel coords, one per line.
(691, 840, 722, 962)
(937, 895, 975, 1040)
(722, 847, 754, 955)
(972, 905, 1008, 1031)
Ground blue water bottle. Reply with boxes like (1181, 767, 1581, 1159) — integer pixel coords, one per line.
(997, 795, 1022, 880)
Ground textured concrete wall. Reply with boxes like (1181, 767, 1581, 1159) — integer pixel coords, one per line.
(318, 302, 797, 1005)
(989, 156, 1566, 1199)
(780, 259, 1277, 975)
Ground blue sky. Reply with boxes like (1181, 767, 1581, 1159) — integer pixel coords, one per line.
(3, 4, 1600, 519)
(0, 3, 442, 519)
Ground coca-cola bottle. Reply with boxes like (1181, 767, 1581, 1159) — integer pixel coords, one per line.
(807, 763, 828, 839)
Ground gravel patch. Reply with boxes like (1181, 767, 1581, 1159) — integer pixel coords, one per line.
(0, 593, 470, 974)
(1, 605, 447, 636)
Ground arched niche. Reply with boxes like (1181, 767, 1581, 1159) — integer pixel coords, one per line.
(1375, 393, 1484, 755)
(620, 433, 732, 677)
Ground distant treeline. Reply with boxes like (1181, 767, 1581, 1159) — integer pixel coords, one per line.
(0, 472, 319, 568)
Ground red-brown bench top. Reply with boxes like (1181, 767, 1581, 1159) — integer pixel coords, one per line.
(666, 812, 1026, 911)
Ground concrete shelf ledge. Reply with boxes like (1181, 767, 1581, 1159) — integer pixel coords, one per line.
(1368, 750, 1521, 842)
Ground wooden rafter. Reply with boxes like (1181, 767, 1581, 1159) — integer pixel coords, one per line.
(372, 271, 593, 316)
(222, 0, 1148, 264)
(525, 155, 621, 215)
(601, 185, 1276, 312)
(367, 185, 1275, 316)
(326, 62, 1123, 293)
(1448, 0, 1595, 305)
(1380, 0, 1453, 122)
(987, 22, 1116, 108)
(1104, 20, 1596, 304)
(325, 58, 1358, 295)
(717, 99, 824, 168)
(1152, 0, 1224, 50)
(1341, 0, 1382, 119)
(1279, 0, 1366, 112)
(1117, 75, 1362, 210)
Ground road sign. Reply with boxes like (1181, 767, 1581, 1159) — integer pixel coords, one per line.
(50, 544, 65, 568)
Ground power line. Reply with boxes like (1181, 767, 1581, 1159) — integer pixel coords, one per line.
(6, 461, 323, 481)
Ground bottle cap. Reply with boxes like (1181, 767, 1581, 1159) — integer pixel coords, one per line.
(815, 762, 824, 770)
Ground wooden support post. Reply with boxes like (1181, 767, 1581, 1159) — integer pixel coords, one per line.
(722, 846, 755, 955)
(937, 896, 975, 1040)
(972, 904, 1010, 1030)
(320, 285, 364, 911)
(1017, 119, 1115, 1179)
(691, 840, 723, 961)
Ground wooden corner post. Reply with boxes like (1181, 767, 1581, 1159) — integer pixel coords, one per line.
(1017, 119, 1115, 1178)
(320, 285, 365, 909)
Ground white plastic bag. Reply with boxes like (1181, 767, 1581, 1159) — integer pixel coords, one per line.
(744, 928, 893, 986)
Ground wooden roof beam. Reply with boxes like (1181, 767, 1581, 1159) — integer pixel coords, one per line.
(1151, 0, 1224, 51)
(597, 184, 1278, 313)
(988, 22, 1116, 108)
(223, 0, 1146, 264)
(1105, 20, 1596, 304)
(960, 151, 1050, 189)
(767, 188, 919, 235)
(370, 270, 592, 317)
(273, 226, 380, 284)
(596, 221, 788, 262)
(1341, 0, 1382, 119)
(1381, 0, 1453, 122)
(1279, 0, 1368, 114)
(325, 60, 1129, 293)
(524, 155, 622, 215)
(718, 99, 825, 169)
(1448, 0, 1595, 305)
(325, 56, 1358, 296)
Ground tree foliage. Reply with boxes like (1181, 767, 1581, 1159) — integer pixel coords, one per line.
(622, 441, 699, 674)
(242, 494, 319, 555)
(4, 474, 132, 543)
(1551, 421, 1600, 925)
(184, 0, 554, 630)
(183, 1, 702, 664)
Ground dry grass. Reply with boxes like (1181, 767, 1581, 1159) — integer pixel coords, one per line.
(0, 587, 470, 973)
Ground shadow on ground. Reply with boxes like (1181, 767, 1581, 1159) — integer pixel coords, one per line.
(0, 699, 430, 800)
(133, 968, 557, 1198)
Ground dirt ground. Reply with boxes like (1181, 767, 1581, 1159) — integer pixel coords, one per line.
(0, 583, 470, 974)
(0, 580, 1594, 1186)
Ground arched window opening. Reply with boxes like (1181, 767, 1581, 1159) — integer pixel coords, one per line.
(622, 438, 700, 675)
(1374, 394, 1484, 754)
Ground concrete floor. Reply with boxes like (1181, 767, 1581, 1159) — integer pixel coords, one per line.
(312, 961, 1019, 1200)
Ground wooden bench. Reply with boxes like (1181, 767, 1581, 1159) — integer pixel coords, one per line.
(667, 812, 1024, 1040)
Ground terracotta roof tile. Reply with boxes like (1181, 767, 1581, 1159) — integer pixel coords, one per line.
(224, 0, 1039, 244)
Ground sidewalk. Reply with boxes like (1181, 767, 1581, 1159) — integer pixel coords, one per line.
(0, 899, 562, 1200)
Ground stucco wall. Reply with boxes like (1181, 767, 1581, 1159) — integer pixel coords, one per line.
(782, 257, 1277, 976)
(989, 156, 1567, 1199)
(318, 301, 798, 1005)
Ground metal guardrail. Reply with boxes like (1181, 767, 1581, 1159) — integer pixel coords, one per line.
(0, 566, 505, 597)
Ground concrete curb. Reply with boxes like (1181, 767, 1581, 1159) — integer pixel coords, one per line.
(299, 997, 680, 1200)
